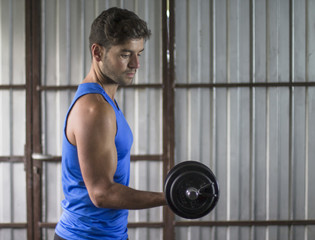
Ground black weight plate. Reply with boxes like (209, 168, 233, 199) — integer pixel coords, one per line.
(165, 164, 211, 219)
(165, 161, 219, 219)
(169, 172, 217, 219)
(164, 161, 219, 219)
(170, 172, 214, 213)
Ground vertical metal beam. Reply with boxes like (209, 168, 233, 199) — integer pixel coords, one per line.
(25, 0, 34, 239)
(25, 0, 42, 239)
(162, 0, 175, 239)
(32, 0, 43, 235)
(288, 0, 294, 239)
(249, 0, 256, 239)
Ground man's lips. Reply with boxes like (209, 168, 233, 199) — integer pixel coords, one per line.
(126, 72, 136, 78)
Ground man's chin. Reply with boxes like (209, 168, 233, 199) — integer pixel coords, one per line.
(120, 77, 134, 86)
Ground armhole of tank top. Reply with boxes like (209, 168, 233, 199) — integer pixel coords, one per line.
(64, 97, 80, 148)
(64, 93, 92, 147)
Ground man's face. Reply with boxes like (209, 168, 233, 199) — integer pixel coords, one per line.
(100, 38, 144, 86)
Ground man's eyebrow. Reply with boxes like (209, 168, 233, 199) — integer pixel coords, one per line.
(121, 48, 144, 53)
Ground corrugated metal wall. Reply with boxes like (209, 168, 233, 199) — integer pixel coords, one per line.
(1, 0, 315, 239)
(0, 0, 27, 239)
(174, 0, 315, 240)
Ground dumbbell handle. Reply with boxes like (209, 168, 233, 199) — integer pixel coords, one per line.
(185, 183, 217, 200)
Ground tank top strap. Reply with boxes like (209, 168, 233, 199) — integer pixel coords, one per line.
(75, 82, 116, 105)
(68, 82, 119, 113)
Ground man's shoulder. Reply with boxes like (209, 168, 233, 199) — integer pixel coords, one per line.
(72, 94, 116, 125)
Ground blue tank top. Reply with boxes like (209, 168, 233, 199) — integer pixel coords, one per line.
(55, 83, 133, 240)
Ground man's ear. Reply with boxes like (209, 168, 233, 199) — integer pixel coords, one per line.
(91, 44, 103, 62)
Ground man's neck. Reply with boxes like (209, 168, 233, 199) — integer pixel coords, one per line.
(83, 65, 119, 101)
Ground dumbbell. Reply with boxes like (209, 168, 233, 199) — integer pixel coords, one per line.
(164, 161, 220, 219)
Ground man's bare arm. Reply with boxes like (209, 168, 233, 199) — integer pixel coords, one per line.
(67, 94, 167, 209)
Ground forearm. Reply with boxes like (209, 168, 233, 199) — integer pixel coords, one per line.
(90, 182, 167, 209)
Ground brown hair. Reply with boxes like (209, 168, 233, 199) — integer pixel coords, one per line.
(89, 7, 151, 52)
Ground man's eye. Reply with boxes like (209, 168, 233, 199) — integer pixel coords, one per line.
(121, 54, 130, 58)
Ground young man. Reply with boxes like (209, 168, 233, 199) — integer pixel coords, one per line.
(54, 7, 166, 240)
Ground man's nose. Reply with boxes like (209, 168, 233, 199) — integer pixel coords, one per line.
(128, 55, 140, 69)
